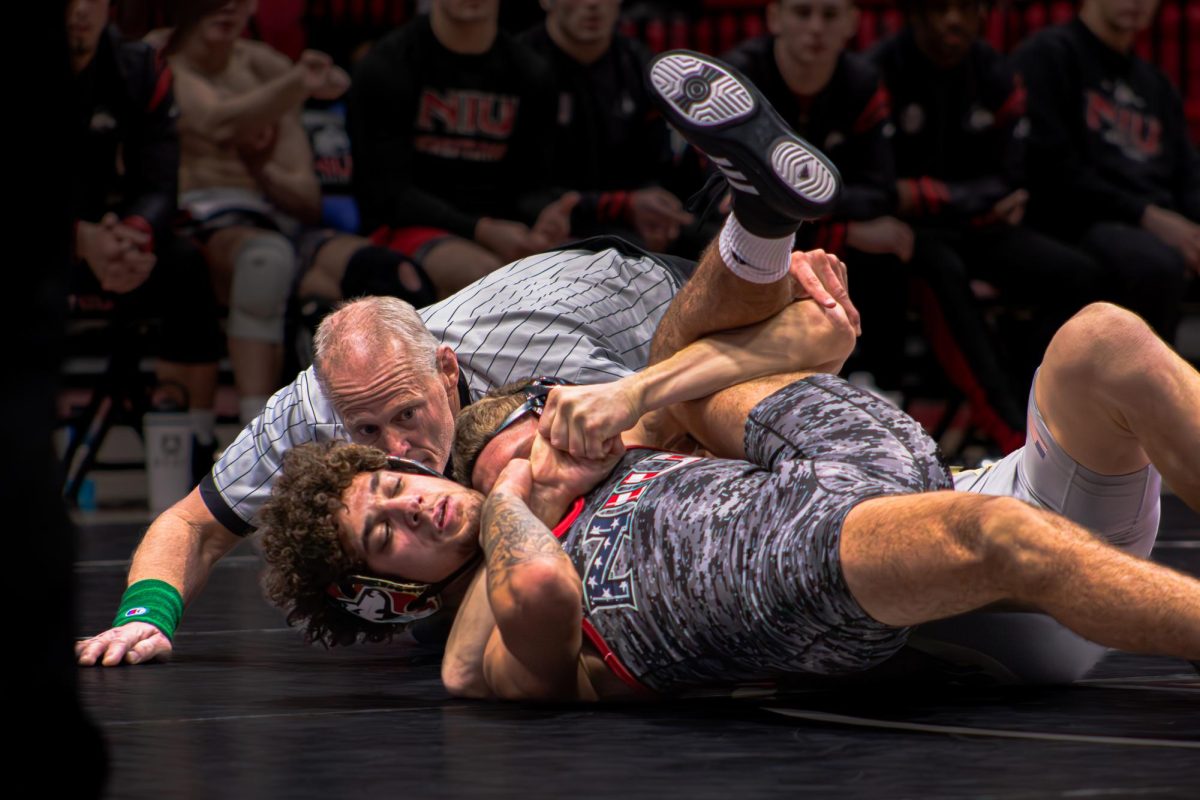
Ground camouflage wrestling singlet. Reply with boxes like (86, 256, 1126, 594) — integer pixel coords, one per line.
(558, 374, 952, 694)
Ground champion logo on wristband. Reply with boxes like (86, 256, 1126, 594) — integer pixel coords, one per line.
(125, 607, 149, 617)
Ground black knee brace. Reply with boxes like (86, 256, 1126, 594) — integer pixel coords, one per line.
(341, 246, 437, 308)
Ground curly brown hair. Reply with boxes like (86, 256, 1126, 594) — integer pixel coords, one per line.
(451, 379, 539, 486)
(258, 441, 393, 647)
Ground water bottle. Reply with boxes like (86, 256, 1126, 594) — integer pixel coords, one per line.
(143, 405, 193, 514)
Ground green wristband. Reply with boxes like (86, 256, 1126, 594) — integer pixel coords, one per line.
(113, 579, 184, 641)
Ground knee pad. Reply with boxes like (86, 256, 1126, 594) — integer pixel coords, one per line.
(340, 246, 437, 308)
(228, 232, 296, 343)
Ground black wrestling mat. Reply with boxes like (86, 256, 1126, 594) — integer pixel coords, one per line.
(76, 496, 1200, 800)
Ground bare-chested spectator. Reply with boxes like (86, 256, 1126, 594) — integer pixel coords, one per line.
(350, 0, 577, 291)
(520, 0, 693, 253)
(158, 0, 344, 422)
(68, 0, 222, 474)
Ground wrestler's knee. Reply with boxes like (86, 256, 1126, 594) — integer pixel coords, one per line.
(1045, 303, 1160, 389)
(974, 497, 1059, 592)
(228, 232, 296, 343)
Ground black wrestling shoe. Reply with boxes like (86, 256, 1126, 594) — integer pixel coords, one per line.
(647, 50, 842, 237)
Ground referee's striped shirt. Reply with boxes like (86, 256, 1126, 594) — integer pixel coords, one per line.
(200, 245, 684, 535)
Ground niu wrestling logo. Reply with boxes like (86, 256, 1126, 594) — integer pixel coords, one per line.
(414, 89, 519, 162)
(582, 454, 702, 613)
(1085, 86, 1162, 162)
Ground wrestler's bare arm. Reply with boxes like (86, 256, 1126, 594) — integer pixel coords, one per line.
(469, 479, 587, 702)
(250, 110, 322, 223)
(444, 451, 611, 700)
(440, 567, 495, 698)
(541, 297, 856, 457)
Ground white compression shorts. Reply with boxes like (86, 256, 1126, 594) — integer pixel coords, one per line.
(914, 371, 1161, 684)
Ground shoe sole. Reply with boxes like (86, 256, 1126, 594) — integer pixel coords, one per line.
(648, 51, 840, 215)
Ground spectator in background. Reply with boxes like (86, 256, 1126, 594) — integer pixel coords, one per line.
(350, 0, 577, 291)
(521, 0, 693, 253)
(161, 0, 437, 424)
(724, 0, 913, 394)
(872, 0, 1098, 451)
(1014, 0, 1199, 341)
(162, 0, 342, 424)
(68, 0, 222, 475)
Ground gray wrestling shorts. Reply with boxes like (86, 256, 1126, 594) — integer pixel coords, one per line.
(915, 374, 1162, 683)
(583, 374, 953, 692)
(737, 374, 954, 675)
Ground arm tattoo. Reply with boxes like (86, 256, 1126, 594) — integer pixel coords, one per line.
(481, 493, 572, 595)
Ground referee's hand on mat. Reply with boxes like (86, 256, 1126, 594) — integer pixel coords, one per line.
(76, 622, 172, 667)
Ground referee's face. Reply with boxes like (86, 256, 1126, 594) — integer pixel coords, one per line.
(330, 346, 461, 472)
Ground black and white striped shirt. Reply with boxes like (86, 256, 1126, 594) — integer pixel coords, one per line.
(200, 245, 685, 534)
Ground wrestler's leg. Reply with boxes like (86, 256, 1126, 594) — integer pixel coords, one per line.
(297, 235, 438, 306)
(205, 226, 295, 421)
(916, 302, 1199, 682)
(840, 492, 1200, 659)
(295, 234, 369, 300)
(420, 237, 503, 296)
(1036, 302, 1200, 512)
(649, 241, 795, 363)
(645, 51, 848, 362)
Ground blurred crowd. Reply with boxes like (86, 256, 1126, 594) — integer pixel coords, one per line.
(68, 0, 1199, 474)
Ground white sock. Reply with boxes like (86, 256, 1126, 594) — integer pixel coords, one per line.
(190, 409, 216, 446)
(717, 213, 794, 283)
(239, 396, 268, 426)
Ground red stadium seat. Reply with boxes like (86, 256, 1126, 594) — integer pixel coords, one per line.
(646, 16, 667, 54)
(693, 17, 714, 55)
(881, 8, 904, 38)
(742, 12, 765, 41)
(1023, 3, 1048, 38)
(1159, 2, 1182, 86)
(669, 15, 690, 51)
(1050, 1, 1075, 24)
(252, 0, 305, 59)
(856, 8, 880, 51)
(985, 6, 1007, 50)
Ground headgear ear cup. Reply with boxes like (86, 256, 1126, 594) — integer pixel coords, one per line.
(327, 575, 442, 624)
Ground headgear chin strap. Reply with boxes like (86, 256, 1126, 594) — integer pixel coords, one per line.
(327, 554, 481, 625)
(326, 455, 477, 626)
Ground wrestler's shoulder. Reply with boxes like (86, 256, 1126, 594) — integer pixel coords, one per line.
(236, 39, 293, 80)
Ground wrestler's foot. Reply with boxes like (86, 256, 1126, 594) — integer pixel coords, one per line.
(647, 50, 841, 237)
